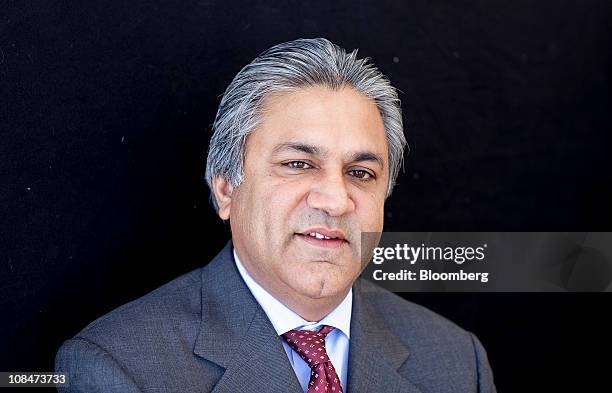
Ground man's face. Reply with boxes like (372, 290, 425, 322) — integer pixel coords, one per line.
(219, 85, 389, 306)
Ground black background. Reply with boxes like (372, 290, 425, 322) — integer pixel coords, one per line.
(2, 1, 611, 391)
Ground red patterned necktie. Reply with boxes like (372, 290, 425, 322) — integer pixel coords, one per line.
(281, 325, 344, 393)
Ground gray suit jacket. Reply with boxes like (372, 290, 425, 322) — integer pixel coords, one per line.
(56, 240, 496, 392)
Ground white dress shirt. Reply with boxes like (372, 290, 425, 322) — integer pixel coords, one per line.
(233, 248, 352, 393)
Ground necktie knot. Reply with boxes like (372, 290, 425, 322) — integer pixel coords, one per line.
(281, 325, 336, 367)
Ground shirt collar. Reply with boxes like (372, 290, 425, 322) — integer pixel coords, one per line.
(233, 247, 352, 338)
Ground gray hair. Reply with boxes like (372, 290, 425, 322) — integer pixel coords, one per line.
(205, 37, 407, 212)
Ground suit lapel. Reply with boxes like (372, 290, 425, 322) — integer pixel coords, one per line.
(348, 279, 424, 393)
(193, 241, 423, 392)
(193, 241, 302, 392)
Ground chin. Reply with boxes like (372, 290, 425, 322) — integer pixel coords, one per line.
(298, 286, 336, 300)
(293, 277, 345, 299)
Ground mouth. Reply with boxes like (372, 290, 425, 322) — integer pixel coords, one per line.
(295, 228, 348, 249)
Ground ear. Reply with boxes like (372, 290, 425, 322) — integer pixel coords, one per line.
(211, 176, 234, 220)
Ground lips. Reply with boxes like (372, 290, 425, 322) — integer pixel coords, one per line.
(295, 227, 348, 249)
(298, 228, 347, 242)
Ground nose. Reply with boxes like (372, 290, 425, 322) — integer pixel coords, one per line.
(306, 171, 355, 217)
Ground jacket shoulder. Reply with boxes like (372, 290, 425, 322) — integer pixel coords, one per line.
(357, 279, 497, 391)
(55, 267, 218, 392)
(73, 267, 203, 349)
(358, 278, 473, 344)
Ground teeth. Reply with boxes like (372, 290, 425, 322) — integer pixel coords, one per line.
(307, 232, 334, 240)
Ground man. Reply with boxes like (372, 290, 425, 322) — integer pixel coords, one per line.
(56, 38, 496, 392)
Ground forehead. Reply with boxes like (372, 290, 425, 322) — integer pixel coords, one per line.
(248, 85, 388, 161)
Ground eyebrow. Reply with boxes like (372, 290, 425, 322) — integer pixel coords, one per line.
(273, 142, 323, 156)
(272, 142, 385, 169)
(350, 151, 385, 170)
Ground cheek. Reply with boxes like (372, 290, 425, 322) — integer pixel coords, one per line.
(252, 180, 304, 244)
(357, 192, 385, 231)
(269, 177, 310, 209)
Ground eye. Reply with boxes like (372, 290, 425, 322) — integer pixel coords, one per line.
(284, 161, 313, 170)
(349, 169, 374, 180)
